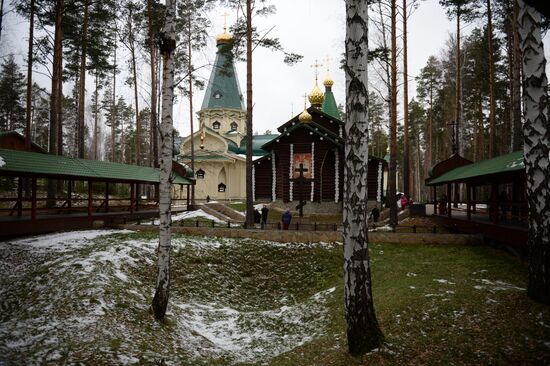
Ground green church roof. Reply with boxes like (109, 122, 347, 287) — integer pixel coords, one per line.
(238, 134, 279, 156)
(321, 88, 341, 119)
(201, 43, 245, 111)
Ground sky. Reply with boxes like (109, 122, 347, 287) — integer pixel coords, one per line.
(175, 0, 550, 137)
(1, 0, 549, 140)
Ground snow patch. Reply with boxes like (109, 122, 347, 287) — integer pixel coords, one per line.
(0, 155, 5, 167)
(473, 279, 525, 292)
(143, 209, 228, 225)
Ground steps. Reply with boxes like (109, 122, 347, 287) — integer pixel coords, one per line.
(202, 202, 245, 223)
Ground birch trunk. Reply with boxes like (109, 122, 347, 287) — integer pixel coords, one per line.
(344, 0, 384, 355)
(512, 0, 523, 151)
(152, 0, 176, 320)
(518, 0, 550, 304)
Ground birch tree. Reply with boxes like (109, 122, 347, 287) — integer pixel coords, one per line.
(343, 0, 384, 355)
(152, 0, 176, 320)
(517, 0, 550, 304)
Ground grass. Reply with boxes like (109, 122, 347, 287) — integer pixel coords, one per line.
(1, 231, 549, 365)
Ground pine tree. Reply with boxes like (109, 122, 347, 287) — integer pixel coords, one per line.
(0, 55, 26, 132)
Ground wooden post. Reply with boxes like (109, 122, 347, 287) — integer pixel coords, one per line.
(433, 186, 438, 214)
(67, 180, 72, 214)
(186, 184, 190, 209)
(491, 182, 499, 224)
(466, 183, 471, 221)
(130, 183, 135, 214)
(17, 177, 23, 216)
(105, 182, 109, 213)
(136, 183, 140, 211)
(31, 177, 37, 220)
(472, 186, 477, 214)
(88, 180, 93, 217)
(447, 183, 452, 217)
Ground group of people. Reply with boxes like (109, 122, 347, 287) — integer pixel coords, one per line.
(252, 204, 294, 230)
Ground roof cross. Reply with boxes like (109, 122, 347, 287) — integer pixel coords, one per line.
(302, 93, 308, 108)
(323, 55, 332, 73)
(222, 11, 229, 32)
(310, 59, 323, 83)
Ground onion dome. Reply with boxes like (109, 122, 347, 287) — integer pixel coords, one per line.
(216, 29, 233, 44)
(308, 84, 325, 106)
(298, 108, 313, 123)
(323, 73, 334, 88)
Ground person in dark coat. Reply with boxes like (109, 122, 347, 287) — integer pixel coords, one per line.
(254, 209, 261, 224)
(261, 205, 269, 225)
(281, 208, 292, 230)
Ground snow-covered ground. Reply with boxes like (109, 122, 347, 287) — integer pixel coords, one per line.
(143, 209, 228, 226)
(0, 230, 336, 365)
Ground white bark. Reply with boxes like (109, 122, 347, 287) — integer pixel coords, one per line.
(518, 0, 550, 304)
(152, 0, 176, 320)
(343, 0, 383, 355)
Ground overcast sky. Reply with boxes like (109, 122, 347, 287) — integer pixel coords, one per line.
(2, 0, 549, 139)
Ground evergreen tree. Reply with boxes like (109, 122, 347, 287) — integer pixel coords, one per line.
(0, 55, 26, 132)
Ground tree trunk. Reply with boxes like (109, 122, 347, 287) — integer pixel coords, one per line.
(518, 0, 550, 304)
(131, 39, 140, 166)
(152, 0, 176, 320)
(25, 0, 34, 151)
(47, 0, 64, 207)
(245, 0, 254, 226)
(187, 20, 195, 208)
(455, 5, 461, 155)
(77, 0, 89, 159)
(487, 0, 497, 158)
(388, 0, 398, 227)
(93, 73, 99, 160)
(147, 0, 159, 168)
(402, 0, 410, 198)
(344, 0, 384, 355)
(112, 25, 117, 162)
(512, 0, 523, 151)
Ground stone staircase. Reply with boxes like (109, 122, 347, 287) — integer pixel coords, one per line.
(203, 202, 245, 223)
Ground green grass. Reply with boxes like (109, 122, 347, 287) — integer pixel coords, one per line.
(1, 231, 549, 365)
(227, 202, 246, 212)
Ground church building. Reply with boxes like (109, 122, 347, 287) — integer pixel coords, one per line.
(178, 25, 387, 206)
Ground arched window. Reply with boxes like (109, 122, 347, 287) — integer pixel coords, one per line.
(230, 122, 238, 131)
(212, 121, 221, 130)
(213, 90, 222, 99)
(196, 169, 205, 179)
(218, 183, 226, 192)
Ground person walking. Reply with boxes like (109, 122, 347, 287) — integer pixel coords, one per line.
(281, 208, 292, 230)
(261, 204, 269, 226)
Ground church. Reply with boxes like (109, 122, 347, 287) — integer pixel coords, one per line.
(177, 26, 387, 207)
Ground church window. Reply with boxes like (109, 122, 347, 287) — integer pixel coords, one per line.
(218, 183, 226, 192)
(196, 169, 205, 179)
(230, 122, 238, 131)
(213, 91, 222, 99)
(213, 121, 221, 130)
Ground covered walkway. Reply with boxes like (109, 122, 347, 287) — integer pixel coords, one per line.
(0, 149, 194, 237)
(426, 151, 528, 251)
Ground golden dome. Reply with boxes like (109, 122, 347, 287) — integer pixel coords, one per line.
(216, 29, 233, 43)
(298, 108, 312, 123)
(323, 74, 334, 88)
(308, 84, 325, 106)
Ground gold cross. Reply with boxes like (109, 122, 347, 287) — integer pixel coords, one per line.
(222, 11, 229, 31)
(323, 55, 333, 73)
(310, 59, 323, 83)
(302, 93, 308, 108)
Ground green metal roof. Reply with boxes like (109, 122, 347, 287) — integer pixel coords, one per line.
(262, 122, 343, 150)
(321, 89, 341, 119)
(0, 149, 192, 184)
(426, 150, 524, 186)
(201, 43, 245, 111)
(238, 134, 279, 156)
